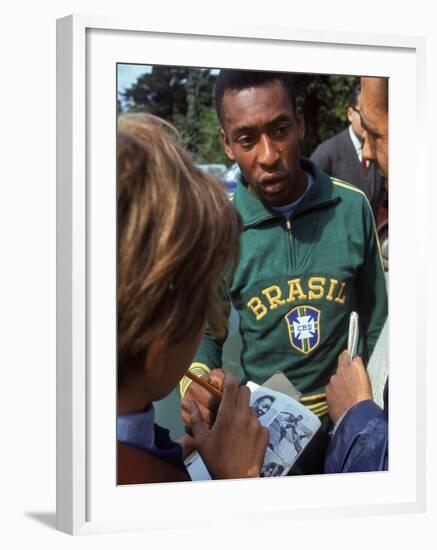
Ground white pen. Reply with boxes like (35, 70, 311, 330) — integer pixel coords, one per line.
(347, 311, 359, 363)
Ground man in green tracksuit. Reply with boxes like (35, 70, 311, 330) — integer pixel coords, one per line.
(181, 70, 387, 474)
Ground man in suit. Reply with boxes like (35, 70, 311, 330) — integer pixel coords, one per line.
(311, 84, 384, 217)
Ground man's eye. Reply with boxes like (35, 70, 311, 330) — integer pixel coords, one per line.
(363, 125, 381, 140)
(367, 129, 380, 140)
(237, 135, 255, 148)
(272, 124, 290, 138)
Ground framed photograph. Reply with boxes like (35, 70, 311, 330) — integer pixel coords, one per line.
(57, 14, 426, 535)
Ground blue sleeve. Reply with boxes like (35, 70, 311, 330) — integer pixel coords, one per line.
(324, 400, 388, 473)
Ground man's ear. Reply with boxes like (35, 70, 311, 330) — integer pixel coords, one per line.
(296, 109, 305, 142)
(346, 106, 354, 124)
(221, 128, 235, 161)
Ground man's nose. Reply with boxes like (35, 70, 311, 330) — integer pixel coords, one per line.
(362, 132, 376, 161)
(257, 134, 280, 167)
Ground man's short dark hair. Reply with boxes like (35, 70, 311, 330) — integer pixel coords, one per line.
(349, 83, 361, 109)
(215, 69, 297, 126)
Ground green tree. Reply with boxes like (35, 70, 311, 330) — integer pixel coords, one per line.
(295, 74, 359, 156)
(122, 66, 222, 163)
(173, 68, 219, 161)
(196, 105, 229, 165)
(122, 66, 189, 120)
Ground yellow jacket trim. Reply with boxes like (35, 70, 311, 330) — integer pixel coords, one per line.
(300, 392, 326, 403)
(332, 179, 385, 270)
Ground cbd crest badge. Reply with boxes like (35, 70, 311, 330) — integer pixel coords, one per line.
(285, 305, 321, 355)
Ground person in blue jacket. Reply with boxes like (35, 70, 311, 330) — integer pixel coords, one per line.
(325, 76, 389, 474)
(324, 346, 388, 473)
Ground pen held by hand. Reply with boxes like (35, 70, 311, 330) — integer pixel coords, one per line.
(347, 311, 359, 364)
(186, 370, 223, 400)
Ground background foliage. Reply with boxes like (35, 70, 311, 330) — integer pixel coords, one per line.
(120, 66, 358, 164)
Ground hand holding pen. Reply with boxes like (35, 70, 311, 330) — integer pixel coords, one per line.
(180, 369, 226, 433)
(187, 373, 269, 479)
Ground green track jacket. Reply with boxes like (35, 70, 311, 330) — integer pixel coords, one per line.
(193, 158, 388, 396)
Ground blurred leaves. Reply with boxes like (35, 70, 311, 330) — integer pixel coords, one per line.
(295, 74, 358, 156)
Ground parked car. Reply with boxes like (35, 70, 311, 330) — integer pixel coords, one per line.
(222, 163, 240, 196)
(197, 162, 239, 197)
(197, 164, 228, 179)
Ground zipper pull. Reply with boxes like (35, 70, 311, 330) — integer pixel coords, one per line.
(286, 219, 292, 231)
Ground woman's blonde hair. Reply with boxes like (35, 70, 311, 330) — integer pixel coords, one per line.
(117, 113, 241, 385)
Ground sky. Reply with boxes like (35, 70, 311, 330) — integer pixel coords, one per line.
(117, 63, 151, 106)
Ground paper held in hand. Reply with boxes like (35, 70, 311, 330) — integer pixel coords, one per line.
(185, 374, 321, 480)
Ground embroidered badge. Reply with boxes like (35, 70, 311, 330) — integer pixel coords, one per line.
(285, 305, 321, 355)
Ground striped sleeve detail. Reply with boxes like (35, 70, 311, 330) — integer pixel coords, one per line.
(332, 178, 385, 270)
(331, 177, 368, 199)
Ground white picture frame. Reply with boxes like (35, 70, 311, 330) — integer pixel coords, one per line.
(56, 14, 427, 535)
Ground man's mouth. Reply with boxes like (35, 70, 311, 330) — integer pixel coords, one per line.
(259, 174, 287, 193)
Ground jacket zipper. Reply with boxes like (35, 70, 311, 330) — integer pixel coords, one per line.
(286, 218, 292, 245)
(286, 218, 293, 269)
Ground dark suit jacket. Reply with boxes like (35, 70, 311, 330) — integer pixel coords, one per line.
(311, 128, 384, 217)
